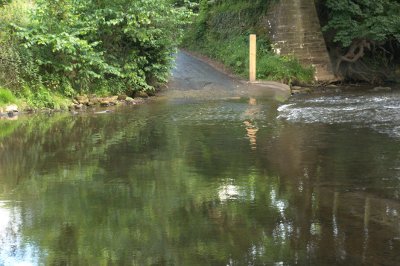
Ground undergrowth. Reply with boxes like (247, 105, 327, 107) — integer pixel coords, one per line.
(0, 87, 16, 105)
(17, 85, 70, 109)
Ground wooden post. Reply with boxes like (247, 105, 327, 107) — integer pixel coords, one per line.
(249, 34, 257, 82)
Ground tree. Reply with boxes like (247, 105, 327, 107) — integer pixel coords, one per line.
(323, 0, 400, 82)
(7, 0, 193, 95)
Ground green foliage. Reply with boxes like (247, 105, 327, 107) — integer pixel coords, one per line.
(0, 0, 193, 105)
(17, 85, 70, 109)
(321, 0, 400, 82)
(323, 0, 400, 47)
(0, 0, 12, 8)
(0, 0, 36, 91)
(195, 0, 209, 40)
(16, 0, 192, 93)
(257, 54, 314, 84)
(0, 87, 16, 105)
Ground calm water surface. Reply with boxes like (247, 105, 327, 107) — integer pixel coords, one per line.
(1, 55, 400, 265)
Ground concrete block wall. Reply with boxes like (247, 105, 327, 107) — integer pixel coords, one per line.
(266, 0, 335, 81)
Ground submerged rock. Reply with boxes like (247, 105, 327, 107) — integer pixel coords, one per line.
(372, 86, 392, 92)
(6, 114, 18, 120)
(74, 103, 84, 109)
(94, 110, 112, 114)
(100, 101, 110, 107)
(291, 88, 312, 95)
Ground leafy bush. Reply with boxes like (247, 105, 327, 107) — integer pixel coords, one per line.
(0, 0, 193, 106)
(22, 0, 192, 94)
(323, 0, 400, 48)
(257, 54, 314, 84)
(0, 0, 35, 91)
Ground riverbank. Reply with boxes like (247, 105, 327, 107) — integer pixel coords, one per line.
(0, 92, 155, 120)
(3, 50, 397, 122)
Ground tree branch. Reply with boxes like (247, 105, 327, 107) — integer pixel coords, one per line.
(335, 39, 370, 73)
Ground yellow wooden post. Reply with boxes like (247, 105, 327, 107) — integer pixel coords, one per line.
(249, 34, 257, 82)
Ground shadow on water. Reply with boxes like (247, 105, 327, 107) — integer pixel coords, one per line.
(0, 53, 399, 265)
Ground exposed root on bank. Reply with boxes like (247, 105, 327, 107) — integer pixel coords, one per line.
(333, 39, 397, 84)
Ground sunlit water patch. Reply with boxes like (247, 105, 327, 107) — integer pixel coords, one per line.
(278, 93, 400, 137)
(0, 202, 39, 266)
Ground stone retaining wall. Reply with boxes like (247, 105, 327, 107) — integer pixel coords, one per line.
(266, 0, 335, 81)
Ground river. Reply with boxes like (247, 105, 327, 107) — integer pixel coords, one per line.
(0, 52, 399, 265)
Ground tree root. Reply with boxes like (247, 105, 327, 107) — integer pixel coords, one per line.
(333, 39, 395, 84)
(335, 39, 370, 73)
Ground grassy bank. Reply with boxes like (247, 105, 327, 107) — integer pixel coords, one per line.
(0, 86, 73, 111)
(183, 0, 314, 85)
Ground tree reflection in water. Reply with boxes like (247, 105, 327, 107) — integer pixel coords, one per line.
(0, 100, 399, 265)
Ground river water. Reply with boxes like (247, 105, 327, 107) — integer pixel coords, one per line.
(0, 53, 399, 265)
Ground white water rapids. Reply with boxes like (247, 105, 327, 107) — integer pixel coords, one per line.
(277, 92, 400, 137)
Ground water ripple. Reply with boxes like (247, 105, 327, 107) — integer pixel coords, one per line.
(278, 93, 400, 137)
